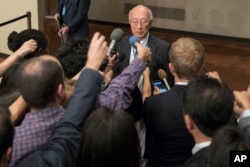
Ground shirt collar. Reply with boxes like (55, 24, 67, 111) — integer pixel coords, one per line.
(139, 33, 149, 46)
(192, 141, 211, 154)
(175, 81, 188, 85)
(23, 105, 65, 123)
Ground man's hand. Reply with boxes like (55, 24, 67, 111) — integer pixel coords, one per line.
(58, 26, 69, 37)
(135, 43, 151, 63)
(233, 89, 250, 118)
(206, 71, 222, 82)
(153, 86, 162, 95)
(85, 32, 108, 71)
(54, 13, 60, 22)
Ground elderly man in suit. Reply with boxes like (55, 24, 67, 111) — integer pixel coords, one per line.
(115, 4, 173, 86)
(54, 0, 90, 41)
(113, 4, 174, 121)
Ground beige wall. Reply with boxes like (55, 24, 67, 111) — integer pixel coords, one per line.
(1, 0, 249, 54)
(0, 0, 39, 54)
(89, 0, 250, 39)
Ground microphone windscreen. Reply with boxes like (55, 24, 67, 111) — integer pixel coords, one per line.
(157, 69, 167, 80)
(110, 28, 124, 42)
(129, 36, 139, 46)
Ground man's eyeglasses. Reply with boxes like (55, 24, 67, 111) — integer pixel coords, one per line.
(129, 19, 150, 26)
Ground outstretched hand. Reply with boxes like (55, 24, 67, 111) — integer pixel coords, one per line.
(14, 39, 37, 58)
(135, 42, 151, 63)
(206, 71, 222, 82)
(85, 32, 108, 71)
(233, 88, 250, 118)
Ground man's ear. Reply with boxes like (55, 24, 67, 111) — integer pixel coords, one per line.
(37, 47, 49, 55)
(57, 83, 65, 103)
(6, 147, 12, 160)
(183, 114, 194, 131)
(169, 63, 175, 75)
(149, 20, 153, 26)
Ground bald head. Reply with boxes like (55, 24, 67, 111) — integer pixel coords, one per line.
(16, 55, 64, 109)
(129, 5, 153, 20)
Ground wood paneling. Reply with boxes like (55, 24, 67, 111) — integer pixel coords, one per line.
(89, 22, 250, 91)
(42, 20, 250, 91)
(43, 18, 62, 56)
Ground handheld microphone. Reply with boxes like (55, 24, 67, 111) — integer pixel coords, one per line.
(107, 28, 124, 55)
(100, 28, 124, 71)
(129, 36, 140, 47)
(157, 69, 171, 90)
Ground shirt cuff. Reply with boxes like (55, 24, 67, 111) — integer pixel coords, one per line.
(238, 109, 250, 122)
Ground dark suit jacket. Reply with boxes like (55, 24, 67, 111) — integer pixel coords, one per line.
(114, 34, 174, 121)
(144, 85, 195, 167)
(239, 115, 250, 129)
(182, 147, 208, 167)
(17, 69, 103, 167)
(115, 34, 174, 86)
(57, 0, 90, 38)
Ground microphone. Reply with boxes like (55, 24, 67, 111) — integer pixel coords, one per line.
(100, 28, 124, 71)
(157, 69, 171, 90)
(129, 36, 140, 47)
(107, 28, 124, 55)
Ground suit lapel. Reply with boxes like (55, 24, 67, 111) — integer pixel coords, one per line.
(66, 0, 73, 11)
(123, 36, 132, 66)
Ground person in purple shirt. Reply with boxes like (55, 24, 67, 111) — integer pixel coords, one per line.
(9, 55, 66, 167)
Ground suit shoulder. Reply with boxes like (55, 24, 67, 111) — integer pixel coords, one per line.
(144, 91, 177, 105)
(116, 35, 130, 47)
(150, 34, 170, 46)
(118, 35, 130, 43)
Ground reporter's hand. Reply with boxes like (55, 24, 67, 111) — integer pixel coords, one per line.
(233, 90, 250, 118)
(135, 43, 151, 63)
(14, 39, 37, 58)
(58, 26, 69, 37)
(54, 13, 60, 21)
(85, 32, 108, 71)
(206, 71, 222, 82)
(153, 86, 161, 95)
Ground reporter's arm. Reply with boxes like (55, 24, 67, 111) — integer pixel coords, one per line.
(233, 90, 250, 128)
(0, 40, 37, 76)
(142, 67, 151, 102)
(97, 43, 151, 110)
(9, 96, 28, 125)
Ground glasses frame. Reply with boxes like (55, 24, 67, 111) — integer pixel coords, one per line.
(129, 19, 151, 26)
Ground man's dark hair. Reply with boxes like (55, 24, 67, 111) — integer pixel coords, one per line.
(15, 56, 64, 109)
(56, 38, 89, 79)
(206, 125, 250, 167)
(183, 76, 234, 137)
(0, 107, 14, 158)
(76, 108, 140, 167)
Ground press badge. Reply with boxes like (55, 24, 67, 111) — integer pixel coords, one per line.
(62, 6, 66, 16)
